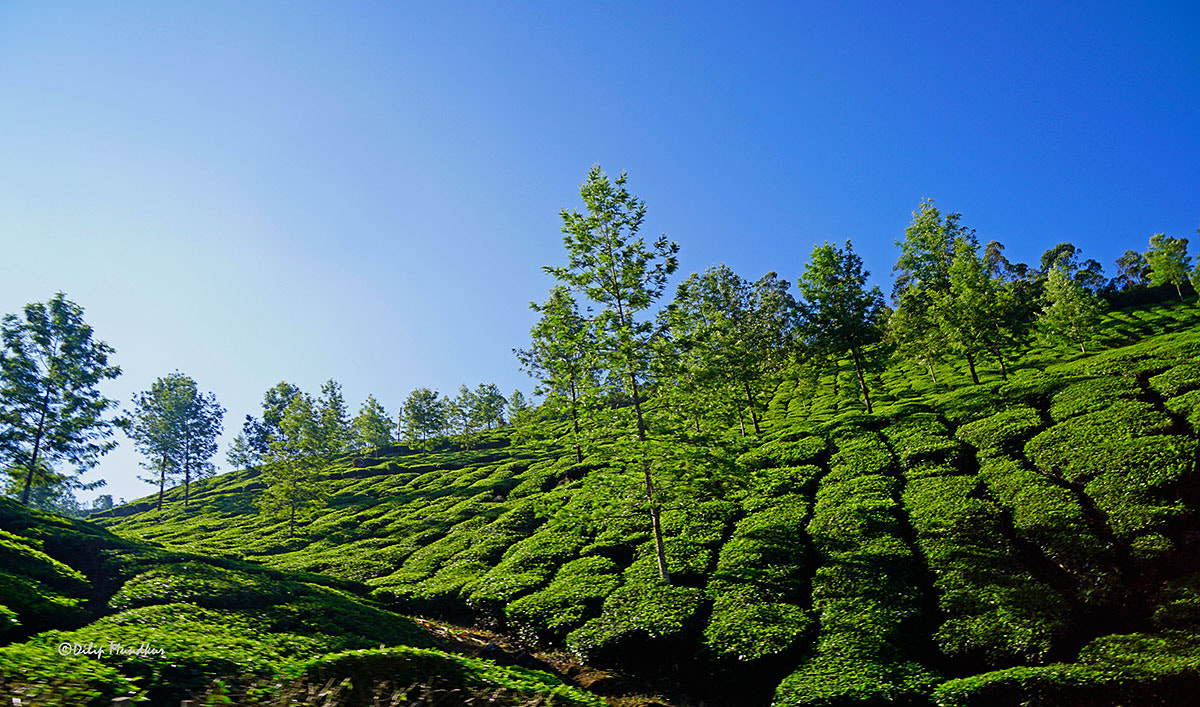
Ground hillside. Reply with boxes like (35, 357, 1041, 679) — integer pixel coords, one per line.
(5, 299, 1200, 705)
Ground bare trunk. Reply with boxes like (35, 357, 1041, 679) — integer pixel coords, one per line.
(965, 351, 980, 385)
(926, 359, 937, 384)
(20, 389, 53, 506)
(157, 455, 166, 512)
(738, 408, 746, 437)
(569, 377, 583, 464)
(743, 382, 761, 435)
(849, 347, 873, 414)
(994, 349, 1008, 381)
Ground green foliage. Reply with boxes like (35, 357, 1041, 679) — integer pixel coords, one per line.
(297, 646, 606, 706)
(350, 393, 394, 452)
(126, 371, 224, 510)
(505, 556, 621, 639)
(1038, 266, 1105, 353)
(796, 240, 885, 412)
(0, 292, 122, 505)
(955, 406, 1043, 455)
(1144, 232, 1192, 299)
(933, 632, 1200, 707)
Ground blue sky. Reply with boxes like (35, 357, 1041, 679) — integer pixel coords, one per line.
(2, 2, 1197, 505)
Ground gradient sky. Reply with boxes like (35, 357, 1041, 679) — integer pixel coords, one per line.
(2, 2, 1197, 506)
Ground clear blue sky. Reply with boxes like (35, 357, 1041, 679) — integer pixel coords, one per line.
(2, 2, 1197, 505)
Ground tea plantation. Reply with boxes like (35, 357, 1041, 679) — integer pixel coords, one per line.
(4, 299, 1200, 705)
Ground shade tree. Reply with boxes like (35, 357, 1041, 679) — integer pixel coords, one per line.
(796, 240, 884, 413)
(543, 165, 679, 582)
(1144, 232, 1192, 301)
(0, 293, 121, 506)
(1037, 266, 1105, 353)
(127, 371, 225, 511)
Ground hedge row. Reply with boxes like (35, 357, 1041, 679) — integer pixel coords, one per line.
(973, 455, 1118, 605)
(773, 430, 937, 705)
(933, 632, 1200, 707)
(1025, 398, 1196, 538)
(703, 493, 812, 662)
(892, 417, 1072, 665)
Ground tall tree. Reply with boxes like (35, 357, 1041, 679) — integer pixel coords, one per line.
(940, 238, 1029, 382)
(506, 389, 531, 428)
(473, 383, 507, 429)
(446, 384, 480, 449)
(257, 393, 328, 537)
(517, 286, 594, 463)
(796, 241, 885, 412)
(890, 200, 973, 380)
(400, 387, 446, 448)
(1144, 232, 1192, 301)
(666, 266, 798, 435)
(316, 379, 351, 455)
(545, 166, 679, 583)
(0, 293, 121, 506)
(1112, 249, 1150, 291)
(1038, 266, 1104, 353)
(351, 394, 394, 452)
(126, 372, 224, 511)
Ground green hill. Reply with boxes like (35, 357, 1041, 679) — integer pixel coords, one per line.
(5, 299, 1200, 705)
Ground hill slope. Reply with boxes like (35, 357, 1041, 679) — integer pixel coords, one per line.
(7, 299, 1200, 705)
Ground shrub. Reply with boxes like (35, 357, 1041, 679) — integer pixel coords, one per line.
(1048, 376, 1141, 421)
(703, 589, 812, 662)
(505, 556, 620, 640)
(297, 646, 606, 706)
(1149, 362, 1200, 397)
(736, 437, 829, 470)
(956, 406, 1044, 456)
(566, 581, 705, 662)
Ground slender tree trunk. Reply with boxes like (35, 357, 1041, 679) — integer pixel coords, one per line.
(849, 347, 873, 414)
(628, 362, 670, 585)
(1177, 282, 1184, 301)
(965, 351, 980, 385)
(1080, 342, 1087, 354)
(995, 350, 1008, 381)
(289, 505, 295, 538)
(157, 455, 166, 512)
(569, 377, 583, 464)
(831, 357, 839, 400)
(738, 408, 746, 437)
(926, 359, 938, 384)
(612, 292, 670, 584)
(743, 382, 761, 435)
(20, 388, 53, 506)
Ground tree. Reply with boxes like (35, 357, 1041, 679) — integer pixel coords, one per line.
(890, 201, 973, 380)
(1144, 233, 1192, 301)
(127, 372, 225, 511)
(1038, 266, 1104, 353)
(796, 240, 885, 412)
(446, 384, 480, 449)
(401, 387, 446, 448)
(0, 293, 121, 506)
(545, 166, 679, 583)
(257, 393, 328, 537)
(91, 494, 113, 512)
(1112, 249, 1150, 291)
(474, 383, 507, 429)
(939, 238, 1030, 382)
(516, 286, 595, 463)
(315, 379, 351, 456)
(665, 266, 799, 436)
(506, 389, 531, 427)
(351, 394, 394, 452)
(1040, 242, 1105, 292)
